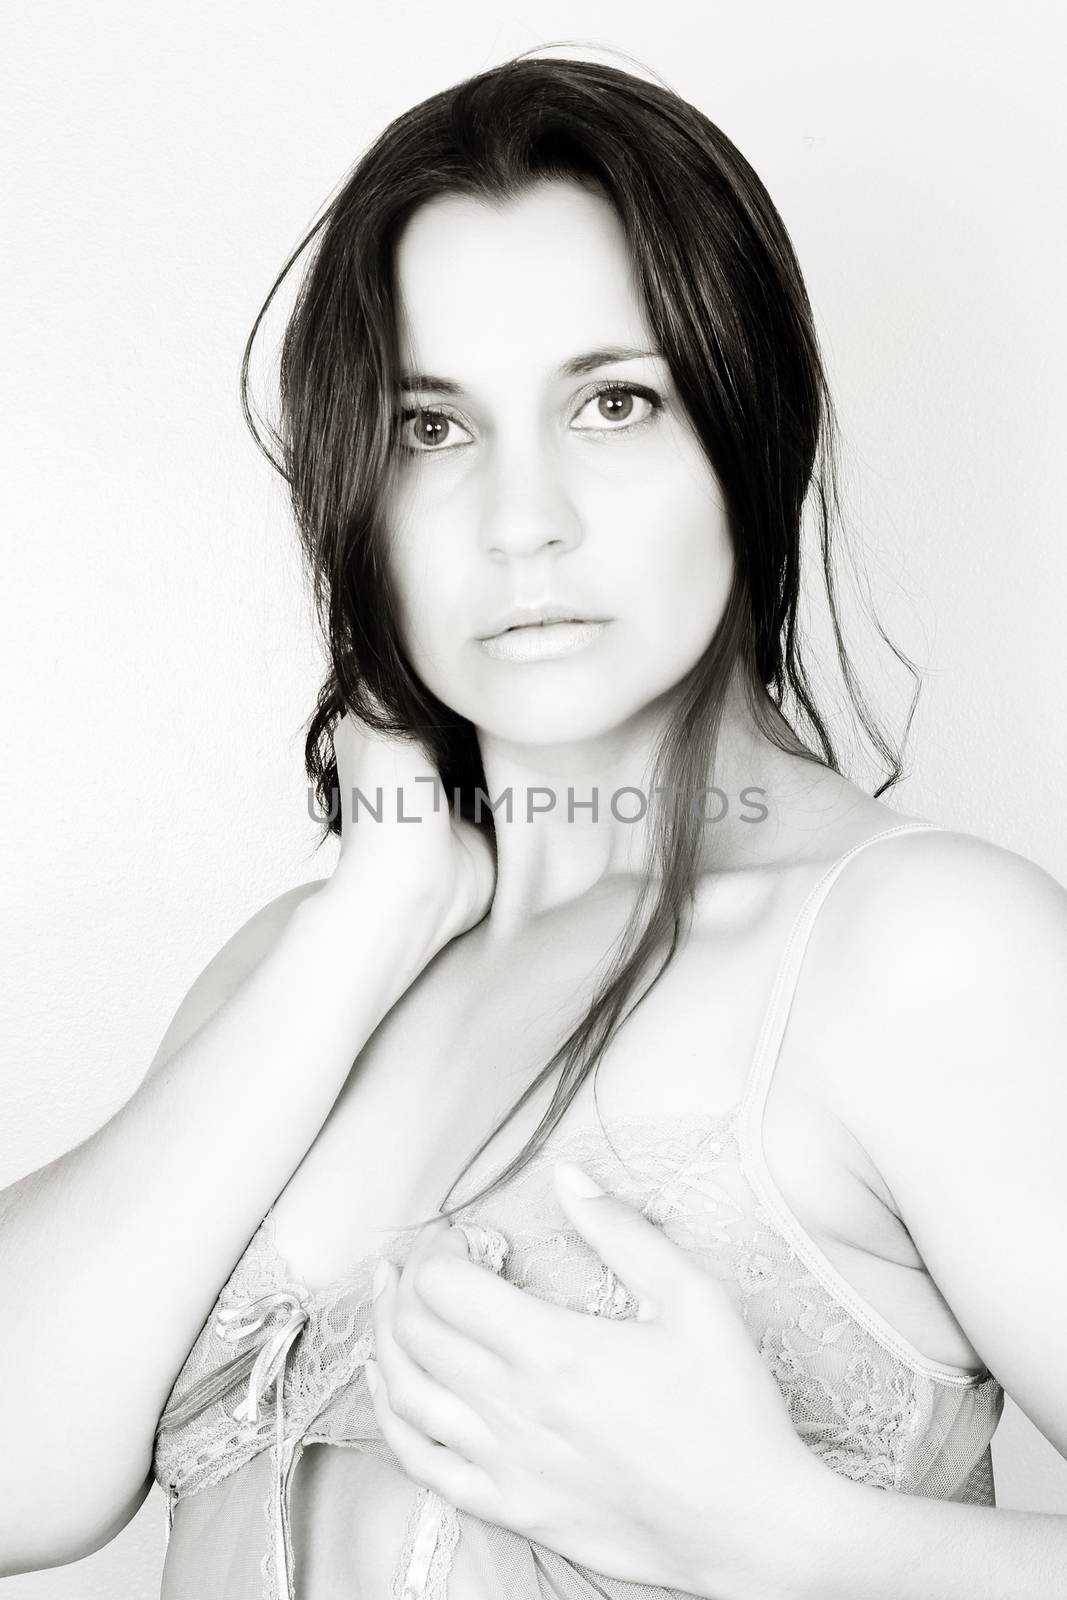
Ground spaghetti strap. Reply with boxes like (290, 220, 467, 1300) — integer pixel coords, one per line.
(738, 820, 945, 1122)
(733, 818, 984, 1384)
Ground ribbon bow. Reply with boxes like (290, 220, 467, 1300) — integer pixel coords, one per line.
(214, 1287, 310, 1426)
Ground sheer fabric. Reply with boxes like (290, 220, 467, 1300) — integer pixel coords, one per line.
(153, 822, 1004, 1597)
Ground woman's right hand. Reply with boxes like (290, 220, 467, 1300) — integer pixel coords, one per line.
(328, 702, 496, 947)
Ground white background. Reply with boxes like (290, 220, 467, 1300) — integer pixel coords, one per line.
(2, 1, 1065, 1593)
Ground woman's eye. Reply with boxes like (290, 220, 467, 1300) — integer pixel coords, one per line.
(395, 407, 474, 454)
(395, 383, 661, 455)
(571, 383, 661, 434)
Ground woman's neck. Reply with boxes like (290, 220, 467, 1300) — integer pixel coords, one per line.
(473, 675, 817, 939)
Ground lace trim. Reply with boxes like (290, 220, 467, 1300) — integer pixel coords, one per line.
(260, 1434, 307, 1600)
(391, 1488, 462, 1599)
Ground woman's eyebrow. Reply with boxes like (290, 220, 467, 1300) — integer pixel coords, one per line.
(396, 346, 663, 394)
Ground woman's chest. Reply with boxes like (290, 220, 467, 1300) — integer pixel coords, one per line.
(256, 898, 981, 1377)
(261, 890, 771, 1291)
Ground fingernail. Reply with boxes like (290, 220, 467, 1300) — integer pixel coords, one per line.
(554, 1161, 604, 1198)
(371, 1260, 389, 1300)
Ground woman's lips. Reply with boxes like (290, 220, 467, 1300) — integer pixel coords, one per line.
(478, 620, 608, 663)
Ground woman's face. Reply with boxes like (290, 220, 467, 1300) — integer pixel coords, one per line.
(385, 178, 734, 747)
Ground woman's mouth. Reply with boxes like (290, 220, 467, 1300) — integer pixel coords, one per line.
(478, 620, 608, 663)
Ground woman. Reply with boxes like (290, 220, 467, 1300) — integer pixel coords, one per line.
(3, 50, 1065, 1599)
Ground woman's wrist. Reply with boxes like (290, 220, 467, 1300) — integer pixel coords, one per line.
(682, 1452, 843, 1600)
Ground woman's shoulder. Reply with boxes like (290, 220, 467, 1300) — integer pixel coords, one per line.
(818, 815, 1066, 957)
(798, 813, 1067, 1139)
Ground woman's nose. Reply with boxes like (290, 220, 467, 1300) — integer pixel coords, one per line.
(477, 448, 583, 561)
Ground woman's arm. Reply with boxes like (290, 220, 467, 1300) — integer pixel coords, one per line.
(733, 828, 1067, 1600)
(782, 1473, 1067, 1600)
(0, 869, 450, 1576)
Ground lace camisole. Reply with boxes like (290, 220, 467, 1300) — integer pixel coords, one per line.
(153, 821, 1004, 1598)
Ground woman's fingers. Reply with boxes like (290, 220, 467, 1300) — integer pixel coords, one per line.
(372, 1258, 498, 1460)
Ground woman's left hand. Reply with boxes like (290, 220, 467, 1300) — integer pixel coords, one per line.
(365, 1163, 834, 1598)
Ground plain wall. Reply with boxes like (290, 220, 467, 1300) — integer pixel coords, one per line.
(2, 0, 1065, 1592)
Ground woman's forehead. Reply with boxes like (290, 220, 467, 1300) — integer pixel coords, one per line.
(393, 183, 652, 384)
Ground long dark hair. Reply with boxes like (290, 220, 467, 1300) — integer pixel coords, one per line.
(240, 47, 918, 1229)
